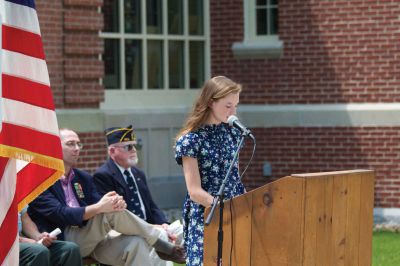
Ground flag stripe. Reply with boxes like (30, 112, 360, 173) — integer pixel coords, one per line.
(3, 74, 54, 109)
(0, 199, 18, 265)
(0, 123, 62, 158)
(18, 169, 62, 211)
(2, 24, 45, 59)
(1, 235, 19, 266)
(2, 98, 58, 135)
(0, 158, 17, 265)
(16, 162, 57, 204)
(0, 0, 39, 35)
(0, 157, 14, 225)
(2, 49, 50, 86)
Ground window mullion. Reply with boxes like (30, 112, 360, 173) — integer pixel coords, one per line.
(119, 0, 126, 90)
(267, 0, 271, 35)
(183, 0, 189, 90)
(163, 0, 168, 90)
(204, 0, 211, 80)
(142, 0, 148, 90)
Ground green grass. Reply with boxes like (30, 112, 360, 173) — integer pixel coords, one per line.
(173, 231, 400, 266)
(373, 230, 400, 266)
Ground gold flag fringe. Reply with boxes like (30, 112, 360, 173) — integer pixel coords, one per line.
(0, 145, 64, 172)
(0, 145, 65, 211)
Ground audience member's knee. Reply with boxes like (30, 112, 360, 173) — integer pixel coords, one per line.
(64, 241, 81, 253)
(33, 245, 50, 262)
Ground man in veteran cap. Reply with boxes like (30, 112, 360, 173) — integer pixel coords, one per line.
(28, 128, 185, 265)
(94, 125, 179, 266)
(94, 125, 168, 226)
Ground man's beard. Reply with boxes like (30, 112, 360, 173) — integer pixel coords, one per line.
(127, 157, 138, 166)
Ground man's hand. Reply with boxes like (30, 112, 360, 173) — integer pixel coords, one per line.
(111, 194, 127, 211)
(97, 191, 127, 213)
(37, 232, 56, 247)
(154, 224, 177, 242)
(97, 191, 119, 213)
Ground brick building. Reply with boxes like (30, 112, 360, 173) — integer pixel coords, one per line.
(36, 0, 400, 221)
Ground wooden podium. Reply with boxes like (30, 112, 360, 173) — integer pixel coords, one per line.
(204, 170, 375, 266)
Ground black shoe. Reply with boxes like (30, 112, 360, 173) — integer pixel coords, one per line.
(156, 245, 186, 264)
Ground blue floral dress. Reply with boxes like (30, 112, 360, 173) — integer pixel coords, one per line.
(175, 123, 246, 266)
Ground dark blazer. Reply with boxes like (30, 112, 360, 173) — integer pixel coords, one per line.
(28, 168, 101, 240)
(93, 159, 168, 225)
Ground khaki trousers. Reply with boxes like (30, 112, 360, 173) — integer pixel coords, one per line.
(149, 228, 173, 266)
(65, 210, 162, 266)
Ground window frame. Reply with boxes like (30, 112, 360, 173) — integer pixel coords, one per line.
(99, 0, 210, 109)
(232, 0, 282, 59)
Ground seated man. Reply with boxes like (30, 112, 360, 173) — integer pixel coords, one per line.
(19, 207, 82, 266)
(94, 125, 181, 266)
(93, 125, 168, 226)
(28, 128, 185, 266)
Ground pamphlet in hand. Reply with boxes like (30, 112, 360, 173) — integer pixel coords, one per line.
(167, 220, 183, 245)
(37, 228, 61, 244)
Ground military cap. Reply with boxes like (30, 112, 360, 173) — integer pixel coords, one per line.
(105, 125, 136, 146)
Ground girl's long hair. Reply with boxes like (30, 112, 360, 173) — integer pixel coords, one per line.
(176, 76, 242, 141)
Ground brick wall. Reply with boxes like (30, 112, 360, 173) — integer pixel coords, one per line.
(240, 127, 400, 208)
(63, 0, 104, 107)
(211, 0, 400, 104)
(36, 0, 104, 108)
(36, 0, 64, 107)
(75, 131, 107, 174)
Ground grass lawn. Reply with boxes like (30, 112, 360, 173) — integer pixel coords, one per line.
(373, 230, 400, 266)
(173, 230, 400, 266)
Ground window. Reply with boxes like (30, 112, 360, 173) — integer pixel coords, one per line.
(100, 0, 210, 108)
(232, 0, 282, 59)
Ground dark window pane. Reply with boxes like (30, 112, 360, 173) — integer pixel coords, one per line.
(189, 41, 204, 88)
(103, 0, 119, 33)
(147, 0, 162, 34)
(103, 39, 120, 89)
(147, 40, 164, 89)
(169, 41, 184, 89)
(256, 9, 267, 35)
(125, 0, 141, 33)
(271, 0, 278, 5)
(270, 7, 278, 34)
(125, 40, 142, 89)
(188, 0, 203, 35)
(168, 0, 183, 34)
(257, 0, 267, 5)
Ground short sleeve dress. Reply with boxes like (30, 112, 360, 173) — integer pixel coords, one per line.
(175, 123, 246, 266)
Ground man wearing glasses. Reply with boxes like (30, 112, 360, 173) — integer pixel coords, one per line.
(28, 128, 185, 265)
(93, 125, 178, 266)
(94, 126, 168, 227)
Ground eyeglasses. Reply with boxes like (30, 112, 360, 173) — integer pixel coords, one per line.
(64, 141, 83, 149)
(114, 144, 136, 152)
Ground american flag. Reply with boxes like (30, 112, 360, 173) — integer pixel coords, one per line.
(0, 0, 64, 264)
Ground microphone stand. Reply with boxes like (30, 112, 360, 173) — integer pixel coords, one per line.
(205, 133, 246, 266)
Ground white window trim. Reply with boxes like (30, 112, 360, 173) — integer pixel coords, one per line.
(232, 0, 283, 59)
(99, 0, 210, 109)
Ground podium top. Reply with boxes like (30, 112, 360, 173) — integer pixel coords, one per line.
(291, 169, 374, 178)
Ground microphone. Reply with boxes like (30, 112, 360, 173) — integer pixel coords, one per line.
(227, 115, 255, 140)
